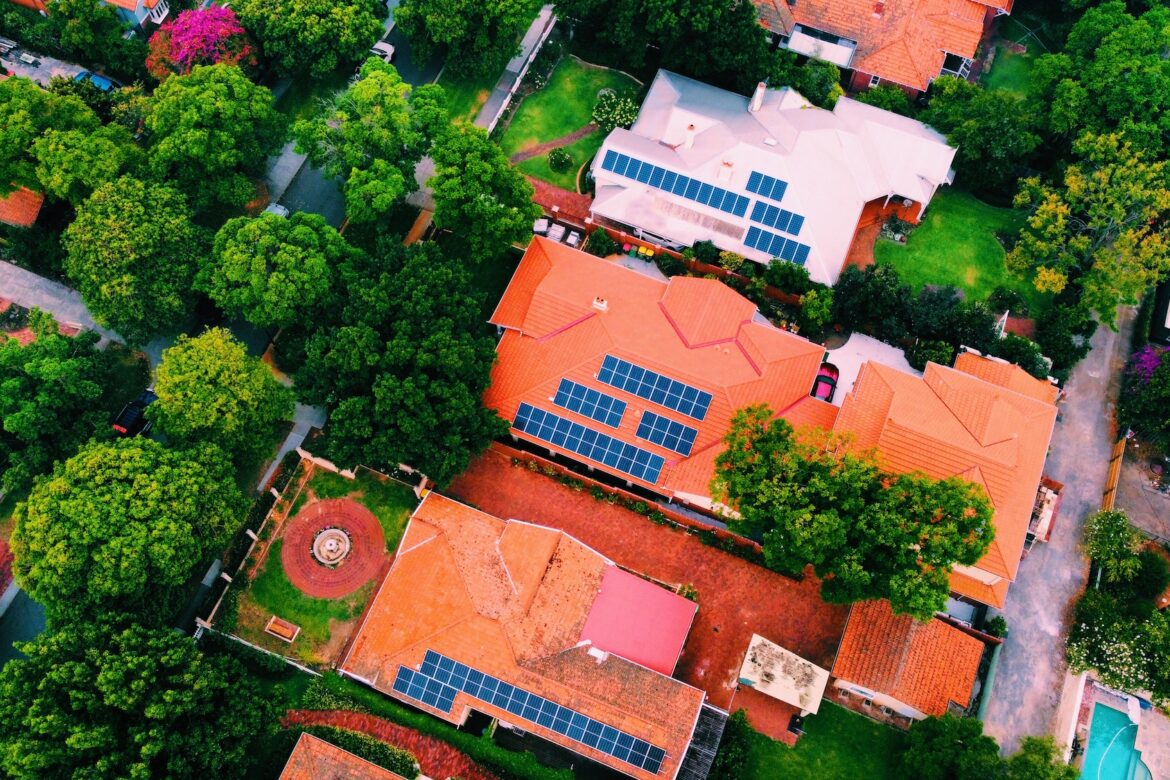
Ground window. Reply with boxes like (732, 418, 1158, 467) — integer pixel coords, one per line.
(869, 75, 880, 88)
(862, 698, 873, 708)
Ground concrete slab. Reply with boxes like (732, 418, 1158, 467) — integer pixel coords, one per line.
(825, 333, 917, 405)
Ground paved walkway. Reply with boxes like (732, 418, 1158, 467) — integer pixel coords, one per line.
(0, 261, 121, 344)
(256, 403, 327, 495)
(508, 123, 597, 163)
(982, 308, 1134, 754)
(473, 5, 556, 131)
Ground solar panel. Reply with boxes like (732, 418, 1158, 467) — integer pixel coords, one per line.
(396, 651, 669, 774)
(514, 403, 665, 483)
(742, 225, 811, 267)
(636, 411, 698, 456)
(746, 171, 788, 202)
(749, 200, 803, 236)
(553, 379, 626, 428)
(599, 151, 745, 219)
(597, 355, 712, 421)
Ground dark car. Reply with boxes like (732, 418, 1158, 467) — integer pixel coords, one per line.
(112, 389, 157, 437)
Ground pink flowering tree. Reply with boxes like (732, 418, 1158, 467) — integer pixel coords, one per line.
(146, 7, 257, 80)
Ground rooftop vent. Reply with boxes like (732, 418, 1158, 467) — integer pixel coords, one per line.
(749, 81, 767, 113)
(592, 296, 609, 312)
(763, 137, 777, 146)
(873, 0, 884, 16)
(684, 123, 696, 149)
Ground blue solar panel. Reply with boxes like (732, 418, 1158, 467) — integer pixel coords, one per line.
(600, 151, 744, 219)
(514, 403, 665, 483)
(636, 411, 698, 456)
(396, 652, 668, 774)
(553, 378, 626, 428)
(743, 225, 811, 267)
(749, 200, 803, 236)
(597, 355, 712, 421)
(746, 171, 788, 202)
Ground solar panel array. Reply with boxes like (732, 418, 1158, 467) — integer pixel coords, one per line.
(553, 379, 626, 428)
(600, 150, 750, 218)
(746, 171, 788, 202)
(749, 200, 805, 237)
(636, 411, 698, 456)
(514, 403, 665, 483)
(598, 355, 712, 421)
(744, 226, 811, 266)
(394, 650, 669, 775)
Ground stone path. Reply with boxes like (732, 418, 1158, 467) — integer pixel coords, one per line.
(508, 123, 597, 163)
(283, 709, 499, 780)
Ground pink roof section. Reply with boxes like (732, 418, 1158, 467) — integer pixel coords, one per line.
(579, 567, 697, 676)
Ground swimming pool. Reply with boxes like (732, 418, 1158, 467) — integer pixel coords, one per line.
(1081, 703, 1152, 780)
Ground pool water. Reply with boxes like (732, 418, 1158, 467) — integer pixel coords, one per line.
(1082, 703, 1152, 780)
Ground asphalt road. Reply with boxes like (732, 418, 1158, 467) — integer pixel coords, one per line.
(0, 47, 85, 87)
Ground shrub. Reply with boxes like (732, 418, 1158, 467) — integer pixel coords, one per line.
(985, 615, 1009, 638)
(654, 253, 687, 277)
(907, 339, 955, 371)
(547, 147, 572, 172)
(990, 334, 1051, 380)
(855, 84, 915, 116)
(690, 240, 720, 265)
(988, 286, 1030, 317)
(710, 710, 753, 779)
(271, 450, 303, 494)
(763, 259, 814, 295)
(717, 250, 745, 273)
(592, 89, 639, 133)
(584, 229, 618, 257)
(297, 726, 419, 778)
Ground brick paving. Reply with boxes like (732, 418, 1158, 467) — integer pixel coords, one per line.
(283, 709, 499, 780)
(281, 499, 387, 599)
(447, 447, 849, 742)
(0, 540, 12, 593)
(527, 178, 593, 224)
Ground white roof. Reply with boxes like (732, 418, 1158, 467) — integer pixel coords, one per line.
(738, 633, 830, 715)
(591, 70, 956, 285)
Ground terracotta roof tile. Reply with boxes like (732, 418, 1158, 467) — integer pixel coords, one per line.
(341, 493, 706, 780)
(831, 600, 985, 717)
(0, 187, 44, 228)
(279, 733, 409, 780)
(954, 352, 1059, 405)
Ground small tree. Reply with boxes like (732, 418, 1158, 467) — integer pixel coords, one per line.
(900, 714, 1003, 780)
(548, 147, 572, 173)
(907, 339, 956, 371)
(1006, 737, 1077, 780)
(797, 287, 834, 339)
(855, 84, 914, 116)
(990, 334, 1050, 380)
(146, 6, 257, 80)
(592, 89, 639, 133)
(584, 229, 618, 258)
(1082, 509, 1143, 583)
(232, 0, 384, 77)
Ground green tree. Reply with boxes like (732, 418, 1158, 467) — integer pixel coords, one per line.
(713, 407, 995, 618)
(1006, 737, 1077, 780)
(233, 0, 384, 77)
(11, 438, 245, 622)
(297, 242, 507, 485)
(429, 124, 540, 264)
(989, 334, 1051, 380)
(0, 76, 98, 195)
(396, 0, 540, 78)
(32, 124, 142, 205)
(921, 76, 1040, 193)
(1008, 132, 1170, 328)
(202, 212, 353, 328)
(900, 714, 1004, 780)
(855, 84, 915, 116)
(1083, 509, 1144, 582)
(145, 63, 285, 209)
(0, 310, 142, 493)
(0, 622, 274, 779)
(1120, 345, 1170, 448)
(148, 328, 294, 460)
(63, 176, 205, 342)
(293, 61, 447, 224)
(48, 0, 124, 52)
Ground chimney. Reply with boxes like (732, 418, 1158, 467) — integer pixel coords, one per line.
(873, 0, 884, 16)
(684, 123, 696, 149)
(592, 296, 608, 312)
(749, 82, 766, 113)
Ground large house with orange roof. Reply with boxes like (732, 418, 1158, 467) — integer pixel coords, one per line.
(486, 236, 832, 511)
(0, 187, 44, 229)
(340, 491, 725, 780)
(278, 733, 411, 780)
(752, 0, 1012, 94)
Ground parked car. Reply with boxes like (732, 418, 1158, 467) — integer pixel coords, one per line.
(369, 40, 396, 63)
(263, 202, 290, 218)
(112, 389, 157, 437)
(74, 71, 121, 92)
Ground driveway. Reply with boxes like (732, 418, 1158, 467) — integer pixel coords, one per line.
(981, 308, 1135, 754)
(0, 47, 85, 87)
(0, 261, 122, 344)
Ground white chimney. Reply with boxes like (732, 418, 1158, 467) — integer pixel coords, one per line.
(592, 296, 608, 312)
(684, 123, 696, 149)
(750, 82, 766, 113)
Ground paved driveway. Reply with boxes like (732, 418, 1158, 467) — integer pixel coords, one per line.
(0, 48, 85, 87)
(0, 261, 122, 344)
(982, 308, 1135, 754)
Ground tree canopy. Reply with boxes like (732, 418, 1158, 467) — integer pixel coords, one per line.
(202, 212, 354, 328)
(713, 407, 995, 619)
(429, 124, 540, 264)
(145, 63, 285, 209)
(295, 241, 507, 485)
(148, 328, 295, 461)
(32, 124, 142, 205)
(396, 0, 540, 77)
(1119, 344, 1170, 449)
(0, 622, 274, 779)
(0, 76, 98, 196)
(146, 6, 257, 80)
(11, 438, 245, 623)
(63, 176, 205, 342)
(900, 715, 1076, 780)
(232, 0, 384, 77)
(293, 61, 448, 223)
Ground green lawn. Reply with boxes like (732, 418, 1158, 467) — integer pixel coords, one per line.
(499, 57, 638, 191)
(982, 47, 1033, 96)
(302, 468, 419, 553)
(875, 189, 1047, 312)
(440, 71, 498, 125)
(745, 703, 905, 779)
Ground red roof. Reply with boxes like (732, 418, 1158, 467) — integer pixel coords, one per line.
(487, 238, 825, 504)
(579, 566, 697, 676)
(279, 733, 409, 780)
(832, 600, 986, 717)
(0, 187, 44, 228)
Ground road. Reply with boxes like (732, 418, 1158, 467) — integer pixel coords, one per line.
(982, 308, 1135, 754)
(0, 260, 122, 344)
(0, 47, 85, 87)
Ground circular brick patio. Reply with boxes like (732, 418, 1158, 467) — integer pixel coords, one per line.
(281, 499, 386, 599)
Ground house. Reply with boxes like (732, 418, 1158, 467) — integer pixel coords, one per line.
(0, 187, 44, 229)
(485, 237, 833, 511)
(278, 732, 410, 780)
(339, 492, 726, 780)
(830, 600, 988, 722)
(590, 70, 956, 285)
(3, 0, 167, 28)
(751, 0, 1012, 94)
(832, 353, 1059, 608)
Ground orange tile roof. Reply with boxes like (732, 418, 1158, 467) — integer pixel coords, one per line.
(831, 600, 985, 717)
(340, 493, 707, 780)
(0, 187, 44, 228)
(487, 238, 825, 503)
(833, 361, 1057, 606)
(756, 0, 1009, 91)
(954, 351, 1059, 404)
(279, 733, 409, 780)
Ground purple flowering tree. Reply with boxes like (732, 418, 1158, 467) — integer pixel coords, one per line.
(146, 7, 257, 80)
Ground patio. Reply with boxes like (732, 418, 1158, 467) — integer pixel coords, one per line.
(825, 333, 918, 405)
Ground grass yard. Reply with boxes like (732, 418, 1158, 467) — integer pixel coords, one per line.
(744, 703, 904, 779)
(875, 189, 1047, 312)
(499, 57, 639, 191)
(440, 71, 499, 125)
(982, 47, 1033, 96)
(299, 468, 418, 553)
